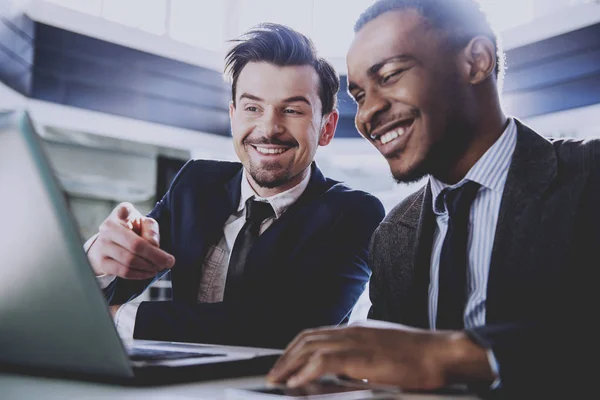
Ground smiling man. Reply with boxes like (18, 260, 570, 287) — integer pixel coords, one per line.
(86, 23, 385, 349)
(268, 0, 597, 396)
(230, 62, 328, 196)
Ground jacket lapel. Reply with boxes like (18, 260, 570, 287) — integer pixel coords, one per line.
(201, 169, 242, 257)
(242, 163, 328, 276)
(382, 183, 434, 327)
(406, 183, 436, 328)
(486, 120, 558, 319)
(173, 168, 242, 301)
(282, 162, 328, 212)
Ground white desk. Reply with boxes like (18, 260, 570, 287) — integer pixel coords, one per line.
(1, 373, 480, 400)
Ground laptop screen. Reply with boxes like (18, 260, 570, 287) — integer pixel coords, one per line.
(0, 111, 133, 378)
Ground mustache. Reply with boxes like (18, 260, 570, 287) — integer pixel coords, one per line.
(244, 137, 298, 147)
(367, 109, 420, 137)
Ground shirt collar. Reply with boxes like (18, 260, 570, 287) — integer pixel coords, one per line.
(429, 118, 517, 213)
(238, 168, 312, 219)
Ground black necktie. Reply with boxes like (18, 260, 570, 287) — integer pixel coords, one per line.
(436, 180, 481, 330)
(224, 198, 274, 303)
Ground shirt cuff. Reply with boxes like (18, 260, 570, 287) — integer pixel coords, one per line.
(83, 233, 99, 253)
(485, 348, 502, 390)
(465, 329, 502, 390)
(96, 274, 117, 289)
(114, 302, 141, 343)
(84, 233, 118, 289)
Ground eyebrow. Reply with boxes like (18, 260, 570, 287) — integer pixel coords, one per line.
(367, 54, 414, 77)
(239, 93, 263, 102)
(238, 93, 311, 106)
(283, 96, 312, 106)
(348, 54, 414, 96)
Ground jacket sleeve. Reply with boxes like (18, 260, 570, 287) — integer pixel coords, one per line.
(466, 144, 600, 396)
(133, 193, 386, 349)
(102, 160, 192, 305)
(466, 315, 594, 396)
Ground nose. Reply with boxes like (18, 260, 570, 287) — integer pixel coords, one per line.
(356, 89, 390, 135)
(259, 107, 285, 136)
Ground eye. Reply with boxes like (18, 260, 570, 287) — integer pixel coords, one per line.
(283, 108, 302, 115)
(352, 92, 365, 105)
(381, 69, 404, 84)
(245, 106, 259, 112)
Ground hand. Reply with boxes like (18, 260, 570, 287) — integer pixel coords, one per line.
(267, 322, 493, 391)
(87, 202, 175, 280)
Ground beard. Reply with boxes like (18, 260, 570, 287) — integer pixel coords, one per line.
(393, 75, 475, 184)
(243, 136, 300, 189)
(391, 113, 475, 185)
(391, 160, 429, 185)
(247, 158, 297, 189)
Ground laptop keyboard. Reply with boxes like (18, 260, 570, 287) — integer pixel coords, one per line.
(127, 347, 226, 362)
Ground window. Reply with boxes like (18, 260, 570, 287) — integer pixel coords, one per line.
(312, 0, 375, 58)
(43, 0, 102, 15)
(479, 0, 534, 32)
(237, 0, 313, 39)
(39, 0, 561, 58)
(102, 0, 167, 35)
(169, 0, 227, 51)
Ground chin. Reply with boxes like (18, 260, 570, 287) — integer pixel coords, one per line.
(250, 170, 293, 189)
(390, 160, 428, 185)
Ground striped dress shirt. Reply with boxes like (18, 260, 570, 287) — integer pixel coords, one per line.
(428, 118, 517, 330)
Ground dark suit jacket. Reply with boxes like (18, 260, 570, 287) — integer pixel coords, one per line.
(104, 161, 385, 348)
(368, 120, 599, 394)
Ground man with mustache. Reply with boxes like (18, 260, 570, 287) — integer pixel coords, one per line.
(268, 0, 597, 395)
(86, 23, 385, 349)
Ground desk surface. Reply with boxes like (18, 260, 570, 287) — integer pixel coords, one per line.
(1, 373, 480, 400)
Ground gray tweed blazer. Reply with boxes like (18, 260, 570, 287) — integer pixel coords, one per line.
(367, 119, 599, 393)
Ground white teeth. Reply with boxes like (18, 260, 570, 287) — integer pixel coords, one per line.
(380, 127, 406, 144)
(255, 146, 286, 155)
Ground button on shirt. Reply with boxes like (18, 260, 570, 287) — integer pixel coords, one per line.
(428, 118, 517, 386)
(107, 168, 311, 341)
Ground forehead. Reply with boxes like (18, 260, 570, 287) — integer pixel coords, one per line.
(236, 62, 320, 102)
(347, 9, 440, 80)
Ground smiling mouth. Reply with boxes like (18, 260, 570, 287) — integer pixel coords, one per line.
(370, 118, 415, 145)
(251, 145, 292, 155)
(380, 126, 407, 144)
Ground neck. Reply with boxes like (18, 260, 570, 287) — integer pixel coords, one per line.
(246, 167, 310, 198)
(435, 92, 508, 185)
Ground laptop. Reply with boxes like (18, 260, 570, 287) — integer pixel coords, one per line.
(0, 110, 282, 385)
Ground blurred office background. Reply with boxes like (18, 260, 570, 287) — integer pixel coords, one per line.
(2, 0, 600, 319)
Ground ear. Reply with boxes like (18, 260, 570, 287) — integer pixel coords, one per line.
(228, 100, 235, 120)
(459, 36, 496, 85)
(318, 109, 339, 147)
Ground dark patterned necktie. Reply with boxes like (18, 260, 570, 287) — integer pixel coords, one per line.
(224, 198, 274, 303)
(436, 180, 481, 330)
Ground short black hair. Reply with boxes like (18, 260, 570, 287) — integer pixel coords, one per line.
(224, 23, 340, 116)
(354, 0, 504, 79)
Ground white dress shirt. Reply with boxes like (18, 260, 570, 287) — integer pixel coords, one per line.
(94, 168, 311, 340)
(428, 118, 517, 387)
(197, 168, 311, 303)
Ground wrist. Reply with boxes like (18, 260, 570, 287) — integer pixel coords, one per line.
(84, 236, 105, 276)
(439, 331, 495, 386)
(88, 250, 106, 277)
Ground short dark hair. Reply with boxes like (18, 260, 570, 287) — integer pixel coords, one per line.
(224, 23, 340, 116)
(354, 0, 505, 79)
